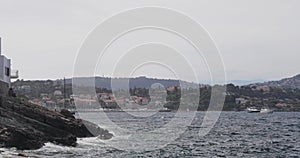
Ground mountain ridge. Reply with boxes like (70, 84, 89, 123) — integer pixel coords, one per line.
(17, 74, 300, 89)
(68, 76, 195, 89)
(250, 74, 300, 89)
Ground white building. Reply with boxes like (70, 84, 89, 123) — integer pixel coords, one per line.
(0, 38, 18, 96)
(54, 90, 63, 96)
(235, 98, 248, 105)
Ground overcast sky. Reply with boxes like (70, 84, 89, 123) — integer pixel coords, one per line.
(0, 0, 299, 84)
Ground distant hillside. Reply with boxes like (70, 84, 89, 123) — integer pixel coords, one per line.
(12, 76, 300, 111)
(252, 74, 300, 89)
(68, 76, 192, 89)
(228, 79, 265, 86)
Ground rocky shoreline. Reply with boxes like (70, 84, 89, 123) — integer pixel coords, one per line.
(0, 96, 113, 150)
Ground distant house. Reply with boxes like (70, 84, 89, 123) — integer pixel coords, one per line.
(21, 85, 31, 93)
(0, 38, 18, 96)
(235, 98, 248, 105)
(53, 90, 63, 96)
(97, 93, 113, 100)
(167, 86, 177, 92)
(275, 103, 288, 107)
(256, 85, 270, 92)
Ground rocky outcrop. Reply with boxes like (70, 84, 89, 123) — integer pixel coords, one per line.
(0, 96, 113, 150)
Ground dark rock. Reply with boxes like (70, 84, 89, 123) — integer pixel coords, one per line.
(82, 120, 113, 140)
(0, 96, 113, 150)
(60, 109, 75, 119)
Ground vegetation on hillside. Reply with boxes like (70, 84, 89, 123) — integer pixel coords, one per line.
(11, 79, 300, 111)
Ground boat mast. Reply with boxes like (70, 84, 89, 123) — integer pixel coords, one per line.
(63, 77, 66, 109)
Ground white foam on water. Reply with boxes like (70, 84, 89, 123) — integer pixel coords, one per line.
(0, 147, 31, 158)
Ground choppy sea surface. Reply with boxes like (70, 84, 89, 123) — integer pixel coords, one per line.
(1, 112, 299, 158)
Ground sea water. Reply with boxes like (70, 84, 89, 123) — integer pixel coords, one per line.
(1, 112, 299, 158)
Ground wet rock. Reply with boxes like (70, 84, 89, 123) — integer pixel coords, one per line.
(0, 96, 113, 150)
(82, 120, 113, 140)
(60, 109, 75, 119)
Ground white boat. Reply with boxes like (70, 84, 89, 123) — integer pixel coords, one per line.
(247, 107, 260, 113)
(260, 107, 273, 113)
(159, 107, 172, 112)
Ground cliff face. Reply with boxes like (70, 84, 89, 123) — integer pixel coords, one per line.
(0, 96, 112, 150)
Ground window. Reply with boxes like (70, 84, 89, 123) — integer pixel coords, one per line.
(5, 67, 10, 77)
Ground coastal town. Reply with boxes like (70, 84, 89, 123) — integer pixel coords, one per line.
(9, 77, 300, 112)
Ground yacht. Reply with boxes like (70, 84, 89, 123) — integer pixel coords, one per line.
(247, 107, 260, 113)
